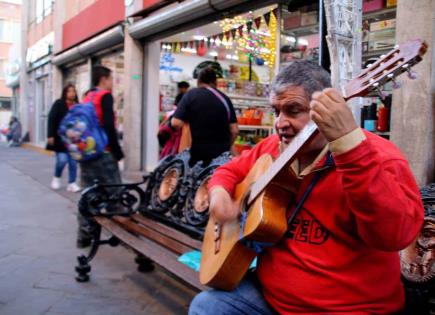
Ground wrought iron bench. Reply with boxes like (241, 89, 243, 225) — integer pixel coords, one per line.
(75, 151, 230, 291)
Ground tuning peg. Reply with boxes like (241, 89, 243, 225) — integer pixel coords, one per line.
(407, 70, 417, 80)
(402, 64, 418, 80)
(387, 73, 402, 89)
(392, 80, 402, 89)
(373, 82, 387, 100)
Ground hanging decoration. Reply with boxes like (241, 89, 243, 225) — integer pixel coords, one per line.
(246, 21, 253, 33)
(197, 42, 207, 56)
(238, 25, 244, 37)
(160, 7, 278, 73)
(254, 16, 262, 29)
(237, 25, 266, 62)
(231, 28, 237, 39)
(272, 8, 278, 19)
(263, 11, 277, 80)
(264, 11, 271, 26)
(220, 15, 246, 32)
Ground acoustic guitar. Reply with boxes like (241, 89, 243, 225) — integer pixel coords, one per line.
(199, 39, 428, 290)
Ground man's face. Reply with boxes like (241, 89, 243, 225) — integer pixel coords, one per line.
(179, 87, 188, 94)
(271, 85, 326, 152)
(101, 74, 113, 90)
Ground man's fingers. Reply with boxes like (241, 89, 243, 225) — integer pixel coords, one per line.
(323, 88, 345, 103)
(310, 100, 330, 116)
(309, 110, 324, 124)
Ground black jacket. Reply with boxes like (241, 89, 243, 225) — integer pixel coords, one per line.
(99, 93, 124, 161)
(47, 99, 69, 152)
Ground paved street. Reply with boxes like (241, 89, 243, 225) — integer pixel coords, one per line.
(0, 144, 196, 315)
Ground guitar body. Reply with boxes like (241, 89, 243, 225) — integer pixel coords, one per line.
(200, 154, 295, 290)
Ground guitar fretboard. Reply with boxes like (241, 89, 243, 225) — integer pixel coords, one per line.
(248, 121, 319, 204)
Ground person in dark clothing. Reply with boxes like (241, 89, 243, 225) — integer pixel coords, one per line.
(77, 65, 124, 248)
(174, 81, 190, 105)
(171, 67, 239, 166)
(47, 84, 80, 192)
(6, 116, 21, 146)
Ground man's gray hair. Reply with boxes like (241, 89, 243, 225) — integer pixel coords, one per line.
(271, 60, 331, 99)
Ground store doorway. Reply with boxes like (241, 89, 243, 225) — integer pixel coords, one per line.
(35, 76, 50, 145)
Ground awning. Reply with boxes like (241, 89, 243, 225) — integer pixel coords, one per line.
(52, 25, 124, 66)
(128, 0, 276, 40)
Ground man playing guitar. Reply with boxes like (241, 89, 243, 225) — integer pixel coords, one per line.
(189, 61, 424, 314)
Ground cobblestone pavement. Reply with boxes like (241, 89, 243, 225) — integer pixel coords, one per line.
(0, 144, 196, 315)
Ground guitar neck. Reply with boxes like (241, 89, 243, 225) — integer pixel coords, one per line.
(248, 121, 319, 204)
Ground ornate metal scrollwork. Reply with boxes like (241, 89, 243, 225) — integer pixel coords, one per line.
(78, 177, 148, 219)
(401, 183, 435, 314)
(183, 152, 232, 227)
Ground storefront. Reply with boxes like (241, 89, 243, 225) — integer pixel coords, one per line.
(125, 0, 399, 172)
(52, 25, 125, 141)
(128, 0, 280, 171)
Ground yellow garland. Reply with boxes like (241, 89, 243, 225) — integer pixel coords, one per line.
(263, 12, 277, 81)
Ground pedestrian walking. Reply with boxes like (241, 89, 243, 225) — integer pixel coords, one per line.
(77, 65, 124, 248)
(47, 84, 81, 192)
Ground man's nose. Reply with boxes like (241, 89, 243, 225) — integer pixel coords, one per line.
(275, 113, 289, 130)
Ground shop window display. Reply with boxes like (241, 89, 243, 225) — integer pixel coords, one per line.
(280, 3, 320, 66)
(159, 6, 279, 154)
(360, 1, 397, 139)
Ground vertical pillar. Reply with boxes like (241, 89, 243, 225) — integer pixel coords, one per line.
(52, 0, 65, 101)
(390, 0, 435, 185)
(19, 1, 29, 134)
(123, 29, 144, 176)
(142, 40, 160, 172)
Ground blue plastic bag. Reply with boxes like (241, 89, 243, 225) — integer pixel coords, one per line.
(178, 251, 257, 272)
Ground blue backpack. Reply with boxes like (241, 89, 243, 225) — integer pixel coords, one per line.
(58, 99, 108, 162)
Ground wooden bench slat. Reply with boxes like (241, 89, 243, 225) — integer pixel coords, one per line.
(112, 217, 194, 255)
(132, 214, 203, 250)
(95, 217, 207, 291)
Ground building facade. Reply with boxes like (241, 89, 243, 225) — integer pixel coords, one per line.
(19, 0, 434, 185)
(0, 0, 20, 127)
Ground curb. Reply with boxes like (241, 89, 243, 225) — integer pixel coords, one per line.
(21, 143, 55, 157)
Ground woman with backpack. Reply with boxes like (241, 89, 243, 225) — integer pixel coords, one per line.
(46, 84, 81, 192)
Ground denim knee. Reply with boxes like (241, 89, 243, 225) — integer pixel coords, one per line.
(189, 291, 215, 315)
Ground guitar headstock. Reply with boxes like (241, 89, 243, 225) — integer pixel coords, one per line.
(344, 39, 428, 100)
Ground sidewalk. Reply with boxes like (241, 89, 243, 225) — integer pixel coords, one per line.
(0, 144, 195, 315)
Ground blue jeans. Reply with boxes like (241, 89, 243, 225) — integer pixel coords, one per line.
(189, 272, 276, 315)
(55, 152, 77, 183)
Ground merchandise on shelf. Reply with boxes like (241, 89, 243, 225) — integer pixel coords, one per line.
(217, 78, 270, 98)
(362, 0, 384, 13)
(300, 11, 317, 26)
(386, 0, 397, 8)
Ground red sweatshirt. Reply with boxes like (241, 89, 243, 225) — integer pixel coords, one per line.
(208, 131, 424, 314)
